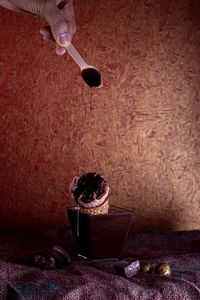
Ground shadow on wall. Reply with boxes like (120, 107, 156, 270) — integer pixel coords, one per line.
(133, 211, 177, 232)
(114, 176, 181, 232)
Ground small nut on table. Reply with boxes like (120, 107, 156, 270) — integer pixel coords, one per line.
(140, 262, 154, 274)
(155, 262, 171, 276)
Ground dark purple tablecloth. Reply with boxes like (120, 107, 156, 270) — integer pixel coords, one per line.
(0, 228, 199, 299)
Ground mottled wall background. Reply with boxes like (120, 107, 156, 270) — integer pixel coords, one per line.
(0, 0, 200, 231)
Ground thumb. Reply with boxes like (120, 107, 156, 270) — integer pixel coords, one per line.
(44, 4, 71, 47)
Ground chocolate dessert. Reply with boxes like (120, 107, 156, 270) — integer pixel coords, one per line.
(69, 173, 110, 214)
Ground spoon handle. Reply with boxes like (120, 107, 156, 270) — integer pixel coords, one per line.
(64, 44, 88, 70)
(41, 26, 88, 70)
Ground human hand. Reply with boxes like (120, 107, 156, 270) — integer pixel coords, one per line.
(0, 0, 76, 55)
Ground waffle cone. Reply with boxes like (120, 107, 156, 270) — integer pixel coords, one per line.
(79, 200, 109, 215)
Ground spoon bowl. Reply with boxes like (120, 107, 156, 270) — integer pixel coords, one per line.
(65, 44, 103, 88)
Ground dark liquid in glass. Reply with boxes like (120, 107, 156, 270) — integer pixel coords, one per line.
(81, 68, 101, 88)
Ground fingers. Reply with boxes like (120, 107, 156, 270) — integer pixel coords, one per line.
(55, 43, 66, 55)
(62, 0, 76, 38)
(1, 0, 76, 56)
(40, 26, 54, 41)
(48, 16, 71, 47)
(40, 26, 66, 56)
(44, 0, 71, 47)
(42, 0, 76, 55)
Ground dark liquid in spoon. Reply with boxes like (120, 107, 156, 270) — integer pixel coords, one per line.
(81, 68, 101, 88)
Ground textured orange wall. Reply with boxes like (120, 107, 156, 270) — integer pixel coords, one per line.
(0, 0, 200, 231)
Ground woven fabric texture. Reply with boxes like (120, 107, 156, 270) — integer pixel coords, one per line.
(0, 228, 199, 299)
